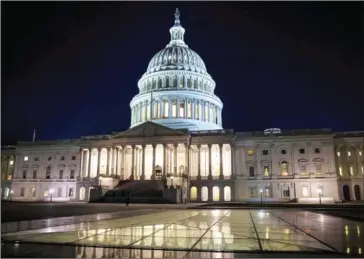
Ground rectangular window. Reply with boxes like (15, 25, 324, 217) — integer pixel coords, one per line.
(31, 187, 36, 197)
(348, 151, 351, 157)
(361, 166, 363, 174)
(262, 150, 268, 155)
(300, 164, 307, 173)
(281, 163, 288, 175)
(337, 152, 341, 157)
(314, 148, 321, 153)
(164, 101, 169, 118)
(315, 164, 322, 173)
(22, 170, 27, 179)
(70, 170, 75, 179)
(72, 156, 76, 160)
(196, 104, 199, 119)
(350, 166, 353, 176)
(58, 188, 62, 197)
(263, 166, 269, 176)
(302, 186, 309, 197)
(299, 148, 305, 154)
(339, 166, 343, 176)
(359, 151, 362, 156)
(20, 188, 25, 197)
(60, 156, 65, 161)
(249, 166, 255, 177)
(172, 102, 177, 118)
(249, 187, 256, 197)
(59, 170, 64, 179)
(265, 187, 271, 197)
(179, 103, 185, 118)
(48, 156, 52, 161)
(24, 156, 28, 161)
(68, 188, 73, 197)
(187, 102, 192, 119)
(34, 157, 39, 161)
(32, 170, 37, 179)
(318, 186, 323, 196)
(44, 189, 49, 197)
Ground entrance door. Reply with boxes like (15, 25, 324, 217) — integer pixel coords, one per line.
(354, 185, 361, 200)
(343, 185, 350, 201)
(155, 165, 163, 180)
(282, 185, 290, 199)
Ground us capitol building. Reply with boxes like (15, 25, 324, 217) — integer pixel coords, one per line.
(2, 10, 363, 203)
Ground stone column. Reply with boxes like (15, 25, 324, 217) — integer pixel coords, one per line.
(219, 144, 224, 179)
(106, 148, 110, 176)
(197, 145, 201, 180)
(208, 144, 212, 180)
(87, 148, 92, 178)
(185, 144, 189, 176)
(97, 148, 102, 178)
(152, 144, 156, 180)
(115, 148, 119, 177)
(110, 148, 115, 175)
(173, 144, 178, 176)
(141, 145, 145, 180)
(163, 144, 167, 178)
(131, 145, 135, 179)
(120, 146, 125, 179)
(230, 143, 234, 179)
(184, 99, 188, 119)
(80, 149, 84, 179)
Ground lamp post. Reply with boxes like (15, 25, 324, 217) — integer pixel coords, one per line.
(318, 189, 322, 205)
(50, 189, 53, 203)
(10, 190, 13, 201)
(260, 189, 263, 207)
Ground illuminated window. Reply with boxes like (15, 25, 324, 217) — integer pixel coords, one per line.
(339, 166, 343, 176)
(281, 161, 288, 175)
(172, 101, 177, 117)
(337, 152, 341, 157)
(359, 151, 362, 156)
(263, 166, 269, 176)
(179, 102, 185, 118)
(24, 156, 28, 161)
(44, 189, 49, 197)
(302, 186, 309, 197)
(361, 166, 364, 174)
(187, 102, 192, 118)
(248, 150, 254, 156)
(348, 151, 351, 156)
(350, 166, 353, 176)
(315, 164, 322, 173)
(9, 160, 13, 165)
(265, 187, 271, 197)
(204, 104, 209, 121)
(318, 186, 323, 195)
(31, 187, 36, 197)
(164, 101, 168, 118)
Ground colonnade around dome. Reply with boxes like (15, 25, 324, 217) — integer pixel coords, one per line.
(131, 99, 222, 127)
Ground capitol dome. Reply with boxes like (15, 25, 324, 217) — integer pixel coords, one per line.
(130, 9, 223, 131)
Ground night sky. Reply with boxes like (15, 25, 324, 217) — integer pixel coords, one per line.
(2, 2, 363, 145)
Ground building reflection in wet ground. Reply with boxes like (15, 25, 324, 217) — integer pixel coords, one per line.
(1, 209, 363, 257)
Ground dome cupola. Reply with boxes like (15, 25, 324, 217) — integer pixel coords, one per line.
(130, 9, 224, 131)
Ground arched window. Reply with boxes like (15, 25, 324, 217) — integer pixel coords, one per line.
(224, 186, 231, 201)
(190, 187, 197, 201)
(201, 186, 208, 202)
(213, 186, 220, 201)
(179, 102, 185, 118)
(79, 187, 86, 201)
(280, 161, 288, 176)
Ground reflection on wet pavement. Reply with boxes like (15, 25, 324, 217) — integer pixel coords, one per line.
(2, 209, 363, 257)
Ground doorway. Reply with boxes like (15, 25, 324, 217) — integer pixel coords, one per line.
(282, 185, 290, 199)
(155, 165, 163, 180)
(343, 185, 350, 201)
(354, 185, 361, 200)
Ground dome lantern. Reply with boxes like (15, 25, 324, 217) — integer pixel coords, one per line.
(167, 8, 187, 48)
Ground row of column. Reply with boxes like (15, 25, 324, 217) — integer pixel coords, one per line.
(140, 75, 213, 94)
(131, 98, 222, 126)
(194, 144, 233, 179)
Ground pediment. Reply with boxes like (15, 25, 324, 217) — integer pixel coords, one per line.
(112, 121, 189, 139)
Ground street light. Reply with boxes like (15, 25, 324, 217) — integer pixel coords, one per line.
(318, 189, 322, 205)
(49, 189, 54, 203)
(10, 190, 13, 201)
(260, 189, 263, 207)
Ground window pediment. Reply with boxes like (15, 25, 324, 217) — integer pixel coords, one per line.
(313, 158, 324, 163)
(298, 158, 308, 163)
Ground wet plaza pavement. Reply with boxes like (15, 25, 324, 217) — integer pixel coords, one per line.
(1, 209, 363, 257)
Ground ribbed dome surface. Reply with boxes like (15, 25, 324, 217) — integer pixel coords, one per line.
(145, 45, 207, 75)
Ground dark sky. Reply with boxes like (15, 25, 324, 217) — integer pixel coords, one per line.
(2, 2, 363, 144)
